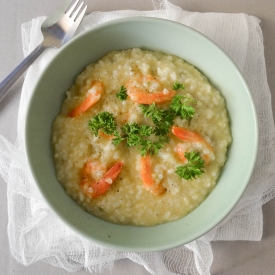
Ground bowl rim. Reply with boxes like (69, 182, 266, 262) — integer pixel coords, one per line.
(25, 16, 259, 252)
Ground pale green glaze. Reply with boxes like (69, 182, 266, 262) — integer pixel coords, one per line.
(25, 17, 258, 252)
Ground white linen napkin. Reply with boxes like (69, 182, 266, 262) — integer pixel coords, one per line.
(1, 1, 275, 274)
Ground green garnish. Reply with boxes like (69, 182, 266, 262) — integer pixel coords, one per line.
(138, 139, 164, 156)
(122, 123, 153, 138)
(170, 95, 195, 120)
(111, 131, 125, 146)
(88, 112, 117, 136)
(116, 86, 128, 101)
(139, 125, 154, 137)
(140, 103, 175, 135)
(140, 93, 195, 135)
(121, 123, 146, 147)
(88, 81, 196, 163)
(140, 103, 164, 122)
(120, 122, 165, 155)
(88, 113, 168, 156)
(175, 151, 205, 180)
(173, 81, 185, 91)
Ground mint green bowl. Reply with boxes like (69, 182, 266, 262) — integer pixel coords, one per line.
(25, 17, 258, 252)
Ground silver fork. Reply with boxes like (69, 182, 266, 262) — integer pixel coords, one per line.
(0, 0, 87, 102)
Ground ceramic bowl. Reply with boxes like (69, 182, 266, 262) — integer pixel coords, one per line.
(25, 17, 258, 252)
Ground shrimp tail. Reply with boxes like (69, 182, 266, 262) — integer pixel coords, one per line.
(172, 126, 204, 143)
(172, 126, 214, 165)
(140, 155, 166, 195)
(126, 75, 176, 104)
(69, 81, 103, 117)
(81, 161, 123, 199)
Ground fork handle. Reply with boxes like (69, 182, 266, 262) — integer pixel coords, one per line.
(0, 44, 45, 102)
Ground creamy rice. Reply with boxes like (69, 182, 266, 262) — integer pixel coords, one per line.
(52, 48, 232, 226)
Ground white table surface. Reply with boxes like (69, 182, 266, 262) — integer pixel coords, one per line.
(1, 1, 275, 274)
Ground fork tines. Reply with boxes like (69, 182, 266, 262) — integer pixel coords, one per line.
(66, 0, 87, 21)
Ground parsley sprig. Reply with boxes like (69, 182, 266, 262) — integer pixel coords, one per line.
(170, 95, 195, 120)
(88, 112, 117, 136)
(88, 113, 168, 156)
(88, 81, 197, 173)
(140, 103, 175, 136)
(173, 81, 185, 91)
(138, 137, 169, 156)
(140, 94, 195, 135)
(121, 123, 153, 147)
(119, 122, 168, 155)
(175, 151, 205, 180)
(116, 86, 128, 101)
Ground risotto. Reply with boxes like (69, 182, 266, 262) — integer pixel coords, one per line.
(52, 48, 232, 226)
